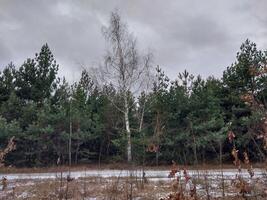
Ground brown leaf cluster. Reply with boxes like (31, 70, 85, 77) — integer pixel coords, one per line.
(228, 130, 235, 143)
(168, 160, 179, 178)
(231, 147, 241, 168)
(0, 136, 16, 167)
(249, 65, 267, 76)
(146, 143, 159, 153)
(243, 152, 254, 178)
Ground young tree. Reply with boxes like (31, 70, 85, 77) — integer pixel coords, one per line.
(149, 66, 169, 165)
(223, 40, 267, 160)
(70, 71, 103, 164)
(91, 11, 151, 162)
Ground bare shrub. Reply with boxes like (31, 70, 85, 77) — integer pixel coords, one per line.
(0, 136, 16, 167)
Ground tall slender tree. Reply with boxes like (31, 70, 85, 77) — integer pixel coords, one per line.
(91, 11, 152, 162)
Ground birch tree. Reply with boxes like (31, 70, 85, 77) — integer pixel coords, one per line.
(91, 11, 152, 162)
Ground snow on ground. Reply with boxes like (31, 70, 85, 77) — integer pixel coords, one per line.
(0, 168, 266, 180)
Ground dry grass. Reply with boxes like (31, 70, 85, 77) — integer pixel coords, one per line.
(0, 177, 172, 200)
(1, 168, 266, 200)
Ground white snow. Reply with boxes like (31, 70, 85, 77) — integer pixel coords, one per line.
(0, 168, 266, 180)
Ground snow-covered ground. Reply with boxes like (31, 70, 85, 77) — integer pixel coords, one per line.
(1, 168, 266, 180)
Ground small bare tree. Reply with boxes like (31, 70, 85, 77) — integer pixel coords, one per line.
(0, 136, 16, 167)
(91, 11, 152, 162)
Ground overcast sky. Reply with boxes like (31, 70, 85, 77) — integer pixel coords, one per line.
(0, 0, 267, 82)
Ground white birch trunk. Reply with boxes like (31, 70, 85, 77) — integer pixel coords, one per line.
(124, 95, 132, 162)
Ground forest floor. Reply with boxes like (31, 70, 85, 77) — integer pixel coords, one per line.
(0, 166, 267, 199)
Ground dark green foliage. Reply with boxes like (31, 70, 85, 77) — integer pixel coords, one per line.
(0, 40, 266, 167)
(15, 44, 58, 104)
(0, 63, 16, 103)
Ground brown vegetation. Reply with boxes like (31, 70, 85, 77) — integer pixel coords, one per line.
(0, 137, 16, 168)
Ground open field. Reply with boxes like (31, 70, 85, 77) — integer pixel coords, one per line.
(1, 167, 267, 200)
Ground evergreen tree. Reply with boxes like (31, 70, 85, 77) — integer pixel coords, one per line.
(15, 44, 58, 104)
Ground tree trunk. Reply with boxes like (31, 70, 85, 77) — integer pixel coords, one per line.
(219, 140, 225, 198)
(183, 149, 187, 165)
(138, 101, 146, 188)
(155, 111, 160, 166)
(75, 144, 80, 165)
(193, 134, 198, 166)
(156, 151, 159, 166)
(124, 96, 132, 163)
(69, 120, 72, 167)
(98, 141, 103, 169)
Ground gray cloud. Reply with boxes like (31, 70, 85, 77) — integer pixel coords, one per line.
(0, 0, 267, 81)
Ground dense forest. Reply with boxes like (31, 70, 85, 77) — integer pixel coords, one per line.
(0, 14, 266, 168)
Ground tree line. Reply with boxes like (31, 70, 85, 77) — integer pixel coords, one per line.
(0, 12, 266, 167)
